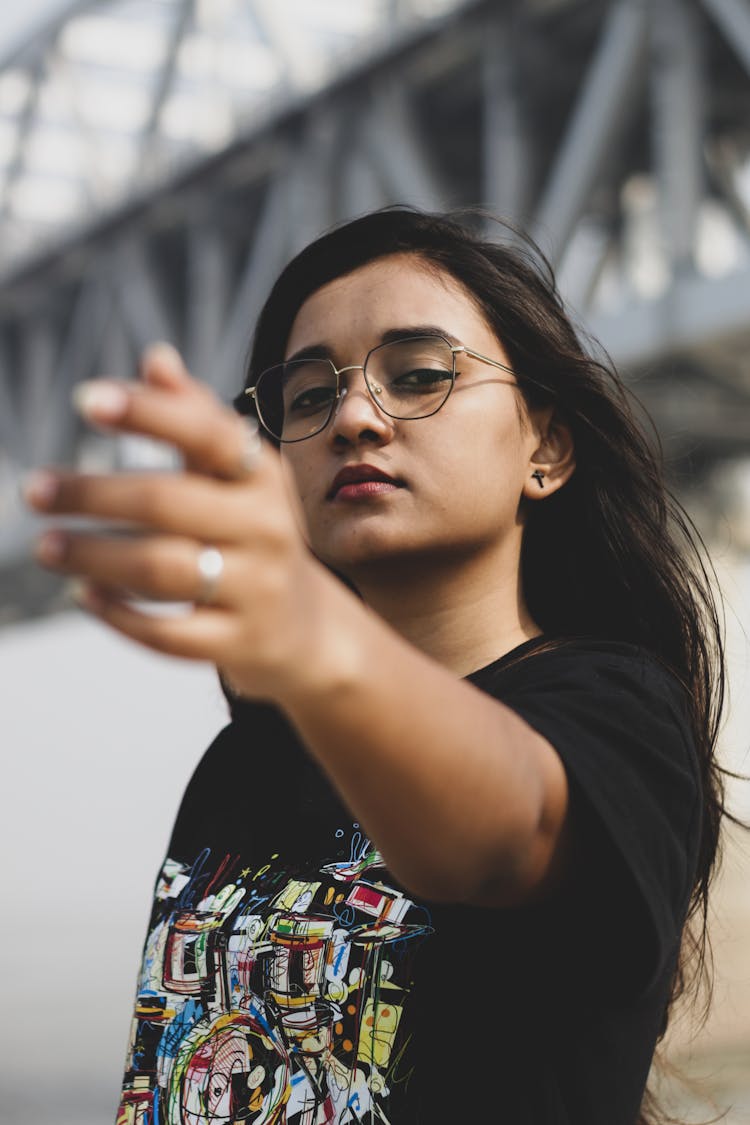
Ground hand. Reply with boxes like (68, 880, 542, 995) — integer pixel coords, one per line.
(23, 344, 331, 704)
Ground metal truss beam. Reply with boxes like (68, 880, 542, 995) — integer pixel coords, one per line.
(139, 0, 196, 174)
(113, 240, 176, 354)
(362, 79, 449, 212)
(481, 16, 530, 226)
(702, 0, 750, 76)
(0, 336, 21, 462)
(590, 263, 750, 370)
(652, 0, 704, 272)
(0, 46, 46, 225)
(213, 171, 295, 398)
(3, 0, 750, 623)
(531, 0, 650, 264)
(185, 222, 231, 378)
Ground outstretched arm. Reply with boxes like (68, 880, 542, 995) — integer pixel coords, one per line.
(280, 580, 571, 906)
(24, 345, 570, 908)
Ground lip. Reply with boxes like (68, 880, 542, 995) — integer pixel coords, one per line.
(327, 463, 404, 500)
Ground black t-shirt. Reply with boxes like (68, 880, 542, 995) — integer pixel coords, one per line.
(116, 635, 700, 1125)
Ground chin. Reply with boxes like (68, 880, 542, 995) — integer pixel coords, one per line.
(318, 544, 406, 576)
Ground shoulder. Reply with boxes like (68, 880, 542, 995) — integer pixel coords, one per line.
(480, 632, 679, 675)
(475, 634, 699, 807)
(471, 634, 691, 724)
(478, 637, 701, 994)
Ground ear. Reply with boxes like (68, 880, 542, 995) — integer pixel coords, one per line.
(522, 406, 576, 500)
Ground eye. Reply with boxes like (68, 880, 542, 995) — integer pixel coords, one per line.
(391, 367, 452, 390)
(289, 385, 336, 412)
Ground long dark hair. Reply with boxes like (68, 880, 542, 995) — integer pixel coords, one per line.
(240, 206, 731, 1122)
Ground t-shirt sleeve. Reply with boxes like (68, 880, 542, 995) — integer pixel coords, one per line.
(481, 641, 702, 998)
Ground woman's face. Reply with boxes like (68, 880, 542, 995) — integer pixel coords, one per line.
(279, 253, 554, 583)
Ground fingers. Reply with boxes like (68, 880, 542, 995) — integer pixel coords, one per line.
(73, 352, 265, 481)
(22, 343, 306, 680)
(34, 530, 239, 606)
(75, 582, 235, 661)
(137, 343, 230, 476)
(139, 341, 192, 391)
(24, 469, 265, 544)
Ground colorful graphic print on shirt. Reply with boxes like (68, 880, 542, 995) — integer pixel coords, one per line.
(117, 827, 433, 1125)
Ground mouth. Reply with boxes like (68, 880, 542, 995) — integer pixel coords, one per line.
(327, 465, 405, 500)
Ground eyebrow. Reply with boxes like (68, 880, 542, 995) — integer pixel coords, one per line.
(284, 324, 462, 365)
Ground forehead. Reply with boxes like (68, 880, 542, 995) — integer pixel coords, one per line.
(285, 253, 493, 355)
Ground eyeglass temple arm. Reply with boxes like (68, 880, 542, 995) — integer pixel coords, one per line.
(453, 345, 517, 378)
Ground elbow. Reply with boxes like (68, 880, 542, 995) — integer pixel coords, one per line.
(373, 724, 570, 908)
(385, 814, 550, 908)
(471, 807, 573, 909)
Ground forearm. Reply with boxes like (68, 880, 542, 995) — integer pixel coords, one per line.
(276, 568, 568, 905)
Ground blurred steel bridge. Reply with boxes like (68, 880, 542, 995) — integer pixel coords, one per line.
(2, 0, 750, 620)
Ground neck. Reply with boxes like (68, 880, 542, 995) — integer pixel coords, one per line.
(339, 542, 542, 678)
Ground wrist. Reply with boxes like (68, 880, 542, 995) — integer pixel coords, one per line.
(278, 563, 372, 708)
(218, 560, 371, 710)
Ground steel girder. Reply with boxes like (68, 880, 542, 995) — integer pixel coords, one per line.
(3, 0, 750, 621)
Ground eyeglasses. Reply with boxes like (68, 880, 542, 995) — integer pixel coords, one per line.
(233, 333, 520, 442)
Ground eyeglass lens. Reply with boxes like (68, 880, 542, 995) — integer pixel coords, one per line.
(254, 335, 455, 441)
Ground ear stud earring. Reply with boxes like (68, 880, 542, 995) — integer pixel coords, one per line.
(531, 470, 546, 488)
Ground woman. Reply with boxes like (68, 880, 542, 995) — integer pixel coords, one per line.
(25, 208, 726, 1124)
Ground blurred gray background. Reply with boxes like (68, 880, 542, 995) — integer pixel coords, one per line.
(1, 1, 750, 1122)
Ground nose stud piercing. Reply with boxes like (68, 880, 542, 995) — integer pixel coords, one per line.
(532, 470, 545, 488)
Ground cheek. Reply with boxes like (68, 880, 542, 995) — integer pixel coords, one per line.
(439, 405, 526, 481)
(445, 424, 528, 523)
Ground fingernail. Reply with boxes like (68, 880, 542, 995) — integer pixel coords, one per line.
(34, 530, 67, 565)
(141, 341, 186, 380)
(22, 470, 59, 508)
(72, 380, 130, 421)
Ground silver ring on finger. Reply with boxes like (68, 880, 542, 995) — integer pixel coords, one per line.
(195, 546, 225, 606)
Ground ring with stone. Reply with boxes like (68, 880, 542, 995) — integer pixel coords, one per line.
(195, 546, 225, 606)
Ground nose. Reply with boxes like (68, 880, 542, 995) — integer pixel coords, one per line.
(327, 368, 395, 446)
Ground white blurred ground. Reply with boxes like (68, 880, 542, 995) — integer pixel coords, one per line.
(0, 608, 227, 1123)
(656, 818, 750, 1124)
(0, 550, 748, 1125)
(651, 550, 750, 1125)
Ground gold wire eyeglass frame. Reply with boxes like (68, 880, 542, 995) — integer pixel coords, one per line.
(233, 333, 521, 442)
